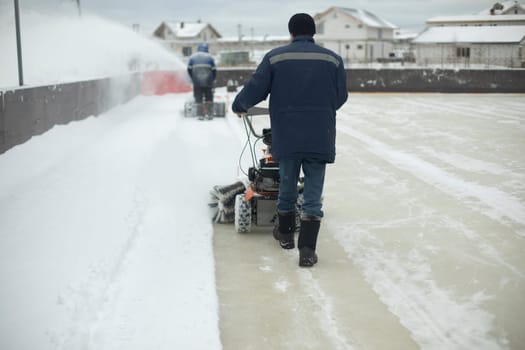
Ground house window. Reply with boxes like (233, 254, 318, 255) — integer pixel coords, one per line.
(456, 47, 470, 58)
(357, 44, 363, 50)
(345, 24, 350, 29)
(182, 46, 192, 56)
(378, 29, 383, 39)
(317, 21, 324, 34)
(358, 24, 363, 28)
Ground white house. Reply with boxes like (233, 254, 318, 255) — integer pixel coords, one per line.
(314, 6, 398, 63)
(152, 7, 402, 66)
(152, 21, 222, 57)
(152, 21, 289, 66)
(413, 1, 525, 68)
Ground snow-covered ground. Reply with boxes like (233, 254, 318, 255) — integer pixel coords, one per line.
(328, 93, 525, 349)
(2, 8, 525, 350)
(1, 91, 524, 349)
(0, 90, 240, 349)
(215, 92, 525, 350)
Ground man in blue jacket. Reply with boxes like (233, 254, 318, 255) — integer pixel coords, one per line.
(232, 13, 348, 267)
(187, 43, 217, 104)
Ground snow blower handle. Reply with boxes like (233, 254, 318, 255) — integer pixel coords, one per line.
(246, 106, 269, 116)
(238, 107, 270, 139)
(236, 106, 269, 118)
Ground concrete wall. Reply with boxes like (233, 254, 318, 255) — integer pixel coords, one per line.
(0, 74, 141, 154)
(216, 68, 525, 93)
(347, 69, 525, 92)
(2, 68, 523, 154)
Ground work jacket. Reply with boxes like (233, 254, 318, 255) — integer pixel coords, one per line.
(187, 48, 216, 88)
(232, 35, 348, 163)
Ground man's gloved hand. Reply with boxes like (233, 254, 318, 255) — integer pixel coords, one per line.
(231, 101, 247, 117)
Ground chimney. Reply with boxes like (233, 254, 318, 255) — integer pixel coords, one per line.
(491, 2, 504, 15)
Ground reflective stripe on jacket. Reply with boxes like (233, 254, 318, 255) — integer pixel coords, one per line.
(187, 52, 217, 87)
(232, 36, 348, 163)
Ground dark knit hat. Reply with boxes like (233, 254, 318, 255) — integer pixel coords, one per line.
(288, 13, 316, 36)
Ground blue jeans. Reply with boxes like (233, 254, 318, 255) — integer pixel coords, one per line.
(277, 158, 326, 218)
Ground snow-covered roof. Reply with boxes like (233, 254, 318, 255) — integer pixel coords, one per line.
(338, 7, 397, 29)
(394, 30, 419, 40)
(164, 21, 208, 38)
(315, 7, 397, 29)
(218, 35, 289, 43)
(413, 25, 525, 44)
(476, 1, 525, 15)
(427, 14, 525, 24)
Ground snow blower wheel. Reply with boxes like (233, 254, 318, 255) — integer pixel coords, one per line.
(234, 194, 252, 233)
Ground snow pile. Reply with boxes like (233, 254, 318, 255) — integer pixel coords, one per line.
(0, 10, 184, 88)
(0, 93, 240, 349)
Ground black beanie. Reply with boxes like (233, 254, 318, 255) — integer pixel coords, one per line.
(288, 13, 316, 37)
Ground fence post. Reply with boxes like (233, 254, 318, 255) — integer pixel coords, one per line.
(14, 0, 24, 86)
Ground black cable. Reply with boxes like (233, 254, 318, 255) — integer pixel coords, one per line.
(238, 115, 266, 177)
(238, 136, 251, 177)
(243, 116, 258, 167)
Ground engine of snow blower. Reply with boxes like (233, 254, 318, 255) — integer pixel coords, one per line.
(233, 108, 303, 233)
(208, 107, 303, 231)
(248, 128, 279, 193)
(238, 128, 280, 230)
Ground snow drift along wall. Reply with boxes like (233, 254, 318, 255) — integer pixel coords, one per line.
(0, 71, 192, 154)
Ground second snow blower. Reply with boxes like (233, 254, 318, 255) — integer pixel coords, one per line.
(184, 100, 226, 120)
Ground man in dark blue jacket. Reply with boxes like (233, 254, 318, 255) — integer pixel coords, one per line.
(187, 43, 217, 103)
(232, 13, 348, 267)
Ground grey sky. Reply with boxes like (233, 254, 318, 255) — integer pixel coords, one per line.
(6, 0, 504, 36)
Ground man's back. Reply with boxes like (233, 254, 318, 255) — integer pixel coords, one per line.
(188, 44, 216, 88)
(266, 36, 347, 115)
(232, 35, 347, 162)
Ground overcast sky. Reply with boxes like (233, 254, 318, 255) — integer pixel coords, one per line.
(3, 0, 507, 36)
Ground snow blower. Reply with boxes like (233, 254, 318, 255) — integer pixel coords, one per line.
(209, 107, 303, 233)
(184, 98, 226, 120)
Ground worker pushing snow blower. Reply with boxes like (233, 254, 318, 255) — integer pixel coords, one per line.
(225, 13, 348, 267)
(209, 107, 303, 233)
(184, 43, 225, 119)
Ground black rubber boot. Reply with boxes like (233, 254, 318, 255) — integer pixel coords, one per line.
(299, 247, 318, 267)
(273, 211, 295, 249)
(298, 217, 320, 267)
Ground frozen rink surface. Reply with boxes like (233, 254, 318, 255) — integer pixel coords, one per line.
(215, 93, 525, 350)
(1, 91, 524, 350)
(331, 93, 525, 349)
